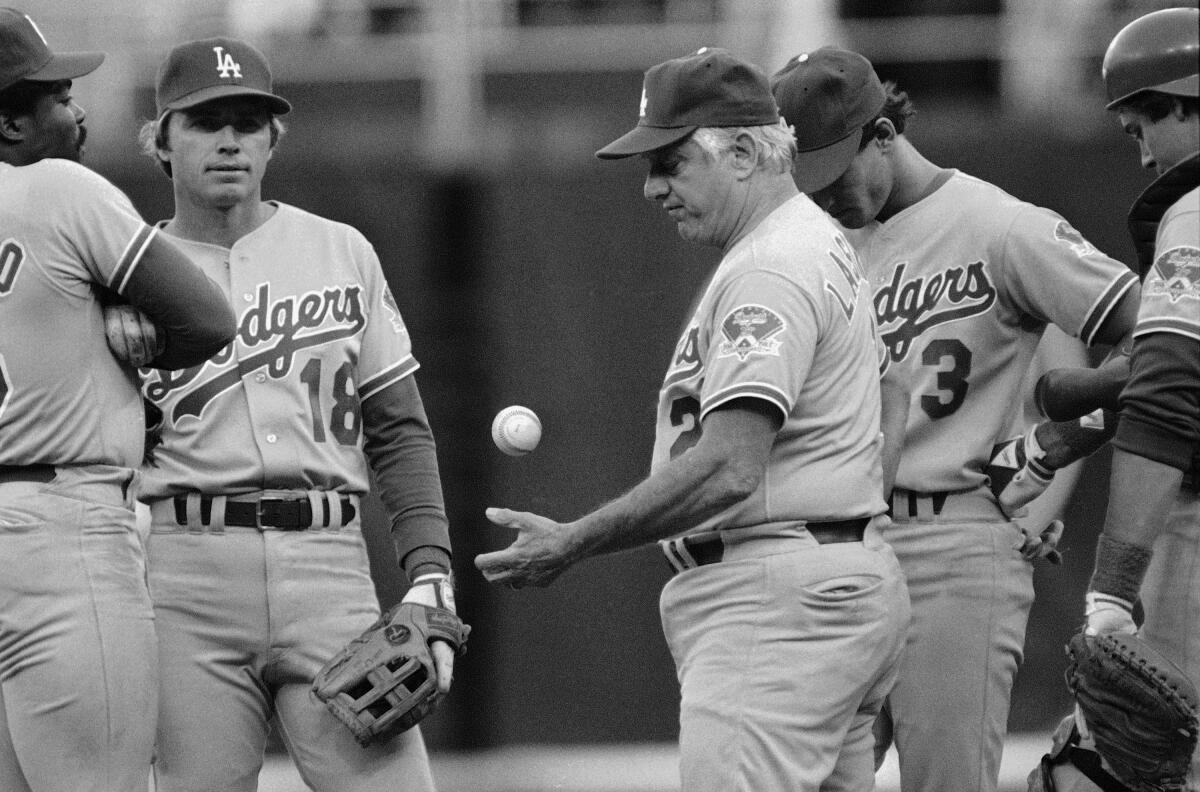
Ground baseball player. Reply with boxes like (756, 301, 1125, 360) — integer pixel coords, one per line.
(476, 48, 911, 792)
(0, 9, 236, 792)
(108, 37, 457, 791)
(771, 47, 1141, 792)
(1074, 7, 1199, 788)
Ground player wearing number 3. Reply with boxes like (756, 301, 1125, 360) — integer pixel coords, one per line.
(111, 38, 457, 791)
(771, 49, 1140, 792)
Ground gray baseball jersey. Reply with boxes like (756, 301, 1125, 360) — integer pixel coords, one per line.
(846, 170, 1137, 493)
(0, 159, 155, 467)
(138, 202, 416, 498)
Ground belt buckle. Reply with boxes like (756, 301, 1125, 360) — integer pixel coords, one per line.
(256, 498, 303, 529)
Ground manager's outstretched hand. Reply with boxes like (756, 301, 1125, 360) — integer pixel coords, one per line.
(475, 508, 582, 589)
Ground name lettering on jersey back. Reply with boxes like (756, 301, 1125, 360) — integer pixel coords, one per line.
(825, 235, 864, 323)
(666, 326, 703, 386)
(146, 282, 365, 420)
(874, 259, 996, 361)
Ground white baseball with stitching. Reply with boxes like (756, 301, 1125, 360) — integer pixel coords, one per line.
(491, 406, 542, 456)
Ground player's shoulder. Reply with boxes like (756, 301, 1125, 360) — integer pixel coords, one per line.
(738, 194, 844, 278)
(270, 201, 369, 238)
(20, 158, 123, 198)
(267, 201, 377, 256)
(941, 170, 1032, 219)
(1164, 185, 1200, 221)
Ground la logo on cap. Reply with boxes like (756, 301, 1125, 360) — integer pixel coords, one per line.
(638, 86, 648, 118)
(214, 46, 241, 79)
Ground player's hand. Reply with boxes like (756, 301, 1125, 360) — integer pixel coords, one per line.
(104, 304, 165, 368)
(1015, 519, 1064, 565)
(400, 573, 458, 693)
(1084, 591, 1138, 636)
(475, 508, 578, 589)
(987, 427, 1055, 518)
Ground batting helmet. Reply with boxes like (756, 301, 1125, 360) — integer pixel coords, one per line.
(1102, 7, 1199, 109)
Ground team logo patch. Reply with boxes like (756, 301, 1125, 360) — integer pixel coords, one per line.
(1147, 246, 1200, 303)
(638, 86, 648, 118)
(718, 305, 785, 360)
(381, 287, 408, 334)
(1053, 221, 1098, 258)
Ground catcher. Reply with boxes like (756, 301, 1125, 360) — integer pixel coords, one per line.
(1031, 8, 1200, 792)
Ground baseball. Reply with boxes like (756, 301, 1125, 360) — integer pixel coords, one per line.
(492, 406, 542, 456)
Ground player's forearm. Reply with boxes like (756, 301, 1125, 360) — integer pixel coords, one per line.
(1100, 449, 1183, 550)
(123, 234, 236, 369)
(567, 401, 779, 561)
(568, 446, 763, 560)
(1087, 449, 1183, 609)
(362, 376, 452, 563)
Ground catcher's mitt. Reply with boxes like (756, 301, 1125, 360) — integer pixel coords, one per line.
(1065, 632, 1200, 792)
(312, 602, 469, 747)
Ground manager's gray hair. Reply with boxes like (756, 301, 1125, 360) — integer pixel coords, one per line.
(691, 120, 796, 174)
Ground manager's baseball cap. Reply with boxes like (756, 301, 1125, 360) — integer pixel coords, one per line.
(770, 47, 886, 193)
(155, 37, 290, 117)
(0, 8, 104, 93)
(596, 47, 779, 160)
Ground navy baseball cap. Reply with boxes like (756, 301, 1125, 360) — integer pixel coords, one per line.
(0, 8, 104, 92)
(770, 47, 886, 193)
(155, 37, 290, 117)
(596, 47, 780, 160)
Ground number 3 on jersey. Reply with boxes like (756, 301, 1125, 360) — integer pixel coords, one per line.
(299, 357, 361, 445)
(920, 338, 972, 419)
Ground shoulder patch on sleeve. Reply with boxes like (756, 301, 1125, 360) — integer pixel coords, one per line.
(1148, 246, 1200, 304)
(1053, 221, 1098, 259)
(380, 286, 408, 335)
(718, 304, 785, 361)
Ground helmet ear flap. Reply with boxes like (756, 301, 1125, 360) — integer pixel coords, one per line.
(1102, 7, 1199, 110)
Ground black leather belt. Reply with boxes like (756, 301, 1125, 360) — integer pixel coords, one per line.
(0, 464, 56, 484)
(674, 517, 869, 569)
(172, 494, 356, 530)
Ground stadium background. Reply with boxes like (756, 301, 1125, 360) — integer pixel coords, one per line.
(34, 0, 1197, 788)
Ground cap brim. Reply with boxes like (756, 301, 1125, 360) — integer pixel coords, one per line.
(792, 131, 862, 194)
(25, 52, 105, 83)
(163, 85, 292, 116)
(595, 124, 698, 160)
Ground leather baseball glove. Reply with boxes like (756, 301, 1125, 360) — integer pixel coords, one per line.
(1065, 632, 1200, 792)
(312, 602, 469, 747)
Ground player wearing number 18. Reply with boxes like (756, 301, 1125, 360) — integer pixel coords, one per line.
(771, 48, 1140, 792)
(120, 37, 461, 791)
